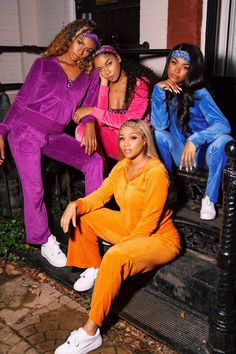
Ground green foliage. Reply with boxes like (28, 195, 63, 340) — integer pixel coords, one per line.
(116, 324, 127, 331)
(0, 213, 28, 262)
(49, 193, 68, 217)
(0, 191, 78, 263)
(84, 294, 91, 311)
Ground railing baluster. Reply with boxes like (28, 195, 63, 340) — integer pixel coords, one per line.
(208, 140, 236, 353)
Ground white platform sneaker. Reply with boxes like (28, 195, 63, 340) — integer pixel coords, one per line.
(200, 196, 216, 220)
(54, 327, 102, 354)
(41, 235, 67, 267)
(74, 267, 99, 292)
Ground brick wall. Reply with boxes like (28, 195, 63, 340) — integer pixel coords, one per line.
(167, 0, 203, 48)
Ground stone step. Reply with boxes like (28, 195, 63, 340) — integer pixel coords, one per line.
(148, 249, 216, 316)
(174, 205, 221, 257)
(113, 289, 209, 354)
(175, 168, 208, 206)
(25, 248, 210, 354)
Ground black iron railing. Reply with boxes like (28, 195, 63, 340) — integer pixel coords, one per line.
(208, 140, 236, 353)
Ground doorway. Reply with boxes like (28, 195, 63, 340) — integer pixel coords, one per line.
(75, 0, 140, 46)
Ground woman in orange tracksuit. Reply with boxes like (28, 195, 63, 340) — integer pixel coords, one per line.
(55, 119, 181, 354)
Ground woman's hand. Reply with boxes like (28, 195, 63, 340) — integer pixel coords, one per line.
(0, 135, 5, 166)
(73, 107, 93, 124)
(100, 75, 108, 86)
(157, 80, 182, 94)
(180, 140, 196, 172)
(60, 201, 77, 233)
(81, 121, 97, 155)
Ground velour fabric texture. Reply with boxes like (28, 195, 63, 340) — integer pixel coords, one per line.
(67, 158, 181, 326)
(151, 85, 232, 203)
(76, 79, 150, 159)
(0, 56, 104, 244)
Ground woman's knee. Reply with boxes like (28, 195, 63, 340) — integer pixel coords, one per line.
(102, 244, 129, 268)
(84, 152, 104, 178)
(154, 131, 179, 156)
(154, 130, 172, 146)
(208, 135, 233, 155)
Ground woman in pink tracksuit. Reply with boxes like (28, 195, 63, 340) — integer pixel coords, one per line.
(0, 20, 104, 268)
(74, 45, 159, 160)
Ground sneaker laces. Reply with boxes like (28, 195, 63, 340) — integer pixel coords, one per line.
(204, 196, 213, 207)
(80, 268, 98, 279)
(47, 237, 63, 256)
(66, 330, 81, 347)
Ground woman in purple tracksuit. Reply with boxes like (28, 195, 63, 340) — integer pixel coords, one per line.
(0, 19, 104, 267)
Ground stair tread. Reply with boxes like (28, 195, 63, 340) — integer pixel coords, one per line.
(155, 249, 216, 285)
(113, 288, 209, 354)
(150, 250, 216, 315)
(26, 248, 210, 353)
(174, 203, 221, 230)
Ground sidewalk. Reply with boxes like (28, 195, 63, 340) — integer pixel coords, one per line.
(0, 261, 177, 354)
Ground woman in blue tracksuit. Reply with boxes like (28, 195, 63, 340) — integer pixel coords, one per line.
(151, 43, 232, 220)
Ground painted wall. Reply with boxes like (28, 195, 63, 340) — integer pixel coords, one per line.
(1, 0, 210, 90)
(139, 0, 207, 76)
(140, 0, 168, 75)
(0, 0, 75, 96)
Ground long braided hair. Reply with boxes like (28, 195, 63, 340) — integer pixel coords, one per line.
(122, 60, 159, 119)
(163, 43, 205, 134)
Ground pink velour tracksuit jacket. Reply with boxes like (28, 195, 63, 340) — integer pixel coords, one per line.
(76, 78, 150, 159)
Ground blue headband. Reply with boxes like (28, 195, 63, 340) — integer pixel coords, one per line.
(171, 50, 191, 64)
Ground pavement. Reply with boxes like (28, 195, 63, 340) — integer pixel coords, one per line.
(0, 262, 177, 354)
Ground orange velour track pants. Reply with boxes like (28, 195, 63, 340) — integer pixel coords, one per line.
(67, 208, 181, 327)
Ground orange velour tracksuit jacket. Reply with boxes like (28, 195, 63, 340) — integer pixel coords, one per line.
(67, 157, 181, 326)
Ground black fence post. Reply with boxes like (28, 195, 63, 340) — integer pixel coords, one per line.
(207, 140, 236, 353)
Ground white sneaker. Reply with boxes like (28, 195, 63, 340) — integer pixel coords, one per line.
(200, 196, 216, 220)
(54, 328, 102, 354)
(41, 235, 67, 267)
(74, 267, 99, 292)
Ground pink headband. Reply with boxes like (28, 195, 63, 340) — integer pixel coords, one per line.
(82, 32, 100, 47)
(94, 45, 119, 57)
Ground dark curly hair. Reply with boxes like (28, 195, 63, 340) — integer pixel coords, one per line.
(44, 19, 98, 73)
(163, 43, 205, 134)
(94, 48, 159, 118)
(122, 60, 159, 118)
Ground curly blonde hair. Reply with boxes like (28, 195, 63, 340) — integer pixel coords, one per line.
(44, 19, 97, 73)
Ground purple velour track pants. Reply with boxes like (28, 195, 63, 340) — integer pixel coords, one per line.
(8, 123, 104, 245)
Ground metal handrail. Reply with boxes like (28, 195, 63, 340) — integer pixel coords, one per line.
(207, 140, 236, 353)
(0, 44, 170, 91)
(0, 45, 45, 54)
